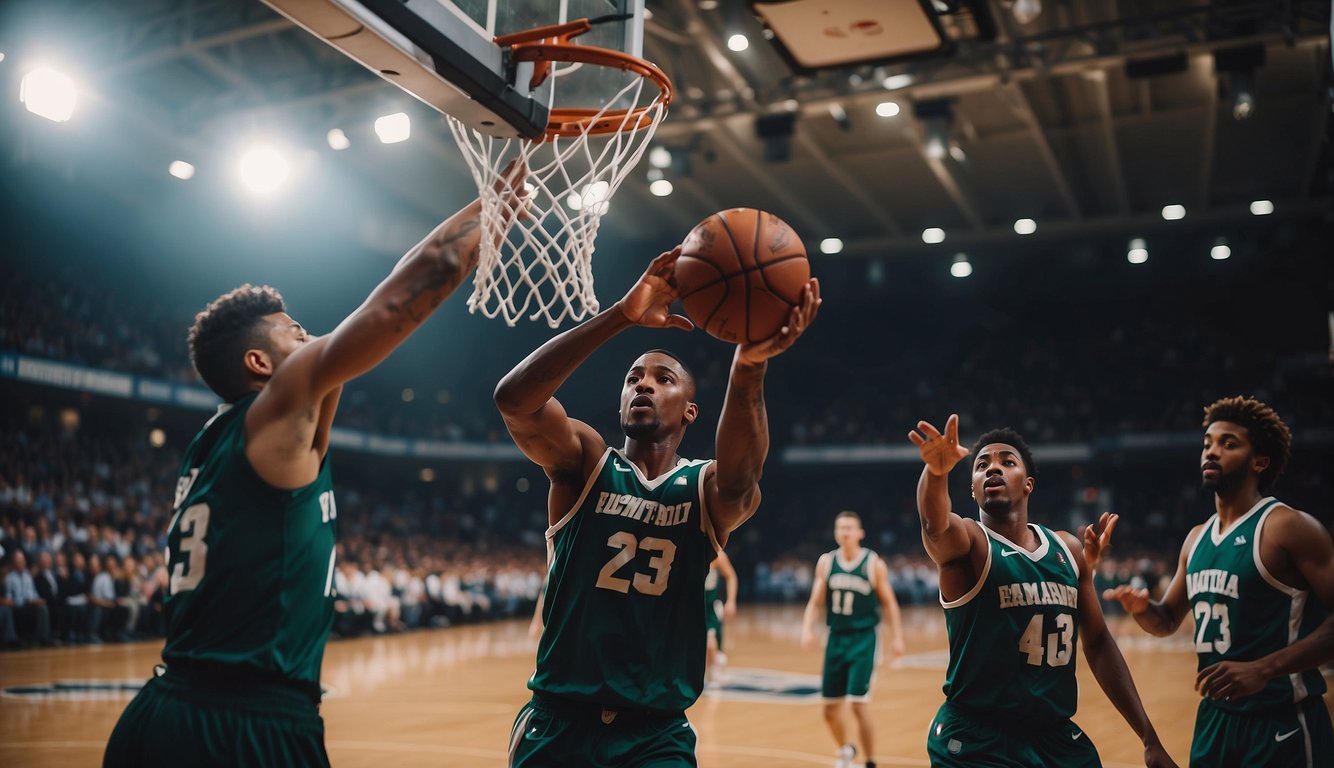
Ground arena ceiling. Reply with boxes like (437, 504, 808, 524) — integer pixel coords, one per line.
(2, 0, 1331, 263)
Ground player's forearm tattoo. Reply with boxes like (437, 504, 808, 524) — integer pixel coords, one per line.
(388, 219, 481, 332)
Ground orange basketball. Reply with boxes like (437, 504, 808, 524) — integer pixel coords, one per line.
(674, 208, 810, 344)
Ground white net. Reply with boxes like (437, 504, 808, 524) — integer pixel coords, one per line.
(448, 75, 668, 328)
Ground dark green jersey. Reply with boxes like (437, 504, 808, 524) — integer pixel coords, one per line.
(824, 548, 881, 632)
(942, 521, 1082, 722)
(1185, 497, 1327, 712)
(531, 447, 717, 711)
(162, 393, 337, 691)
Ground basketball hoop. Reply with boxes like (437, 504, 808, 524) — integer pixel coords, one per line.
(448, 19, 673, 327)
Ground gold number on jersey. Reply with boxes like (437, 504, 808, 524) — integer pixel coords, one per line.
(830, 590, 855, 615)
(1193, 601, 1232, 654)
(596, 532, 678, 596)
(1019, 613, 1074, 667)
(169, 503, 210, 594)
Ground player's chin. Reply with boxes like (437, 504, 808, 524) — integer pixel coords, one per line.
(621, 420, 662, 440)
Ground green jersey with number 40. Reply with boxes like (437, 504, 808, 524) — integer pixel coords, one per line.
(942, 521, 1083, 722)
(1186, 497, 1327, 712)
(162, 393, 338, 691)
(531, 447, 718, 711)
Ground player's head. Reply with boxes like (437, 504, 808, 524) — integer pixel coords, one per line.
(1201, 396, 1291, 494)
(833, 510, 865, 547)
(970, 428, 1036, 516)
(188, 285, 308, 402)
(620, 349, 698, 441)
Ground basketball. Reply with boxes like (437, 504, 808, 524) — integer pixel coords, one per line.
(674, 208, 810, 344)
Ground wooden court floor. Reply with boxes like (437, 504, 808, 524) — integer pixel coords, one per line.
(4, 604, 1326, 767)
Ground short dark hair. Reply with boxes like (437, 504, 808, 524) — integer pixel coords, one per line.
(643, 348, 696, 398)
(1202, 396, 1291, 492)
(972, 427, 1037, 477)
(834, 510, 862, 525)
(188, 284, 286, 402)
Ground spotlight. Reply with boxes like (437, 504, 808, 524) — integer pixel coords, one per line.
(820, 238, 844, 255)
(950, 253, 973, 278)
(568, 180, 611, 214)
(149, 429, 166, 448)
(648, 146, 672, 169)
(168, 161, 195, 180)
(914, 99, 953, 162)
(649, 179, 674, 197)
(1210, 237, 1231, 260)
(828, 103, 852, 130)
(1249, 200, 1274, 216)
(1127, 237, 1148, 264)
(1012, 0, 1042, 25)
(1013, 218, 1037, 235)
(327, 128, 350, 150)
(882, 74, 913, 90)
(237, 145, 291, 196)
(875, 101, 901, 118)
(374, 112, 411, 144)
(20, 66, 77, 122)
(727, 34, 749, 52)
(925, 136, 947, 160)
(922, 227, 945, 244)
(1161, 204, 1186, 221)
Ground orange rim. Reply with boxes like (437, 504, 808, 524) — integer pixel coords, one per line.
(496, 19, 673, 141)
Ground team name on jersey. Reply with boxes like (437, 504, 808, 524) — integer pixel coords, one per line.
(1187, 568, 1240, 599)
(998, 581, 1078, 609)
(173, 469, 200, 509)
(828, 573, 872, 595)
(593, 491, 692, 527)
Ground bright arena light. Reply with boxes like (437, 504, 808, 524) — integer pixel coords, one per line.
(237, 145, 292, 196)
(882, 74, 913, 90)
(922, 227, 946, 244)
(1013, 218, 1037, 235)
(374, 112, 411, 144)
(1127, 237, 1148, 264)
(649, 179, 674, 197)
(820, 238, 844, 255)
(1211, 238, 1231, 260)
(20, 66, 78, 122)
(149, 428, 166, 448)
(875, 101, 901, 118)
(327, 128, 350, 150)
(727, 34, 749, 52)
(567, 180, 611, 214)
(1161, 204, 1186, 221)
(168, 161, 195, 180)
(950, 253, 973, 278)
(1249, 199, 1274, 216)
(648, 146, 672, 169)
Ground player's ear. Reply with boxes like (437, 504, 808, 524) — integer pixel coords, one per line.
(243, 347, 274, 378)
(1252, 455, 1270, 475)
(683, 401, 699, 425)
(1024, 476, 1035, 495)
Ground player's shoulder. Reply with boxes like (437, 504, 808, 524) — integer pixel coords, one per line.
(1261, 501, 1330, 547)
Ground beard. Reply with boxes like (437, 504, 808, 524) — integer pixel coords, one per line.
(1202, 464, 1247, 494)
(622, 419, 662, 440)
(980, 495, 1013, 515)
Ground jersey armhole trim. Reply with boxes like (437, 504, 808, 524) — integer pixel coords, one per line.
(941, 520, 991, 609)
(1253, 503, 1303, 598)
(697, 460, 721, 552)
(1049, 528, 1081, 581)
(546, 447, 613, 540)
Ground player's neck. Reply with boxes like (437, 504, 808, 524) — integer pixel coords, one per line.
(1214, 484, 1264, 526)
(837, 543, 863, 560)
(981, 507, 1036, 549)
(621, 439, 682, 480)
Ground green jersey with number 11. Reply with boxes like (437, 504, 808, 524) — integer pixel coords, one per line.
(531, 447, 718, 711)
(162, 393, 337, 692)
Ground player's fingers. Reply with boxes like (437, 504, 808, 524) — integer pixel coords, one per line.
(666, 314, 694, 331)
(919, 420, 943, 440)
(908, 431, 926, 447)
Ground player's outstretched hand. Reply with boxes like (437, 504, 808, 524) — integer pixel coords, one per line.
(1081, 512, 1119, 571)
(619, 247, 694, 331)
(1101, 584, 1150, 615)
(736, 278, 820, 365)
(908, 414, 970, 477)
(1144, 742, 1179, 768)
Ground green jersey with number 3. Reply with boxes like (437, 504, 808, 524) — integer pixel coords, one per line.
(942, 521, 1082, 722)
(531, 447, 717, 711)
(825, 548, 881, 632)
(1185, 497, 1327, 712)
(162, 393, 338, 690)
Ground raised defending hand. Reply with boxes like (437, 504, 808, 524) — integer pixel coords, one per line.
(908, 414, 970, 477)
(1081, 512, 1119, 572)
(619, 247, 694, 331)
(1101, 584, 1151, 616)
(736, 278, 821, 365)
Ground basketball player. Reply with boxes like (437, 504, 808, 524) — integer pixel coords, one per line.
(800, 510, 906, 768)
(1103, 396, 1334, 767)
(494, 246, 819, 767)
(908, 415, 1176, 767)
(704, 549, 738, 687)
(103, 165, 528, 767)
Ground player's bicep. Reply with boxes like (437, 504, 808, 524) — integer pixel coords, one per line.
(1287, 511, 1334, 611)
(501, 397, 595, 474)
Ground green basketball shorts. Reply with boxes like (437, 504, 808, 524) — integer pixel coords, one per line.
(104, 665, 328, 768)
(508, 693, 696, 768)
(1190, 695, 1333, 768)
(821, 627, 877, 701)
(926, 702, 1100, 768)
